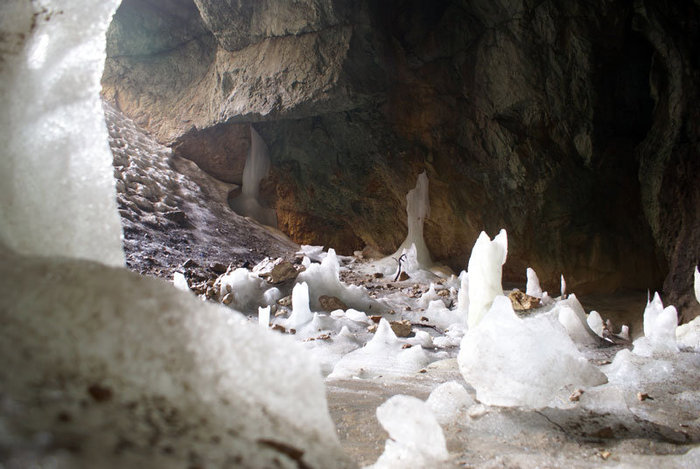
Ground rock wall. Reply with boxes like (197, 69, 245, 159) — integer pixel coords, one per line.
(102, 0, 699, 315)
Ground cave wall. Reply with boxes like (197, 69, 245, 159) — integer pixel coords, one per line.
(102, 0, 699, 314)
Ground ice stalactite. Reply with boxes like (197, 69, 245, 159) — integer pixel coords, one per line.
(390, 171, 432, 270)
(466, 229, 508, 329)
(229, 125, 278, 227)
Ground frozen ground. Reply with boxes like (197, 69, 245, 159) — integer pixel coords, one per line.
(109, 107, 699, 466)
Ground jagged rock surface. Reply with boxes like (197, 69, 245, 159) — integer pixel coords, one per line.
(102, 0, 699, 319)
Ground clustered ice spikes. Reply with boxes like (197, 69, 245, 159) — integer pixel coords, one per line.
(633, 292, 679, 356)
(466, 229, 508, 329)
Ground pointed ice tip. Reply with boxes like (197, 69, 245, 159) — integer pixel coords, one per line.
(560, 274, 566, 296)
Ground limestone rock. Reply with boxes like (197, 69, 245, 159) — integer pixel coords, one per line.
(318, 295, 347, 312)
(390, 319, 412, 338)
(508, 290, 542, 311)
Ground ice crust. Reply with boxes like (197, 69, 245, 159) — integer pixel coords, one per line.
(0, 246, 350, 467)
(367, 395, 448, 469)
(467, 229, 508, 328)
(329, 319, 430, 379)
(458, 296, 607, 408)
(228, 125, 277, 227)
(0, 0, 124, 266)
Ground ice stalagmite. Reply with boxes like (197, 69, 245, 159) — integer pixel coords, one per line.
(633, 292, 679, 356)
(526, 267, 543, 298)
(695, 266, 700, 304)
(467, 229, 508, 329)
(287, 281, 314, 329)
(229, 125, 277, 227)
(391, 171, 432, 269)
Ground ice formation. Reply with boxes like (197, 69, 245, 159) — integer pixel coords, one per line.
(695, 266, 700, 304)
(677, 315, 700, 349)
(0, 0, 123, 266)
(296, 248, 379, 312)
(390, 171, 432, 269)
(286, 281, 314, 329)
(329, 319, 430, 379)
(525, 267, 543, 298)
(426, 381, 475, 425)
(424, 300, 464, 330)
(587, 310, 605, 338)
(633, 292, 679, 356)
(560, 274, 567, 297)
(367, 395, 448, 469)
(0, 2, 351, 466)
(216, 267, 268, 310)
(173, 271, 189, 291)
(258, 305, 271, 327)
(467, 229, 508, 329)
(456, 270, 469, 316)
(228, 126, 277, 227)
(458, 296, 607, 408)
(554, 294, 598, 345)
